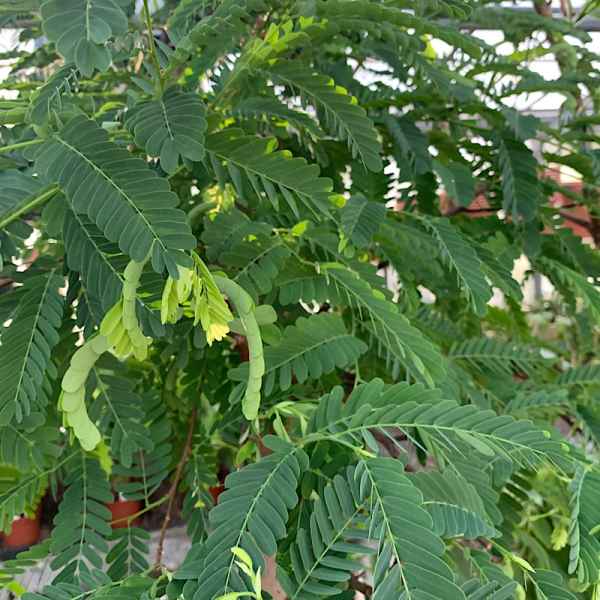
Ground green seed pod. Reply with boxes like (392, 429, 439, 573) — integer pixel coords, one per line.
(100, 259, 151, 360)
(59, 335, 108, 451)
(213, 275, 264, 421)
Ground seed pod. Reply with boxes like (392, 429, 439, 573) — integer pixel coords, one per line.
(213, 275, 264, 421)
(100, 259, 151, 360)
(59, 335, 109, 451)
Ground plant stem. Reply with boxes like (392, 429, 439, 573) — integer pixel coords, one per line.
(188, 200, 217, 225)
(0, 185, 59, 230)
(0, 138, 44, 154)
(155, 406, 197, 566)
(110, 495, 169, 526)
(142, 0, 164, 94)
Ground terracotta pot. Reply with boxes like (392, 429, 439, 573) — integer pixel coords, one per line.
(209, 485, 225, 504)
(107, 499, 141, 529)
(3, 515, 41, 548)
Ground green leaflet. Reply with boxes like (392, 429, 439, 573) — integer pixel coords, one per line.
(280, 467, 373, 600)
(0, 171, 57, 269)
(88, 358, 154, 469)
(125, 87, 207, 174)
(0, 170, 50, 231)
(433, 159, 475, 207)
(315, 0, 482, 59)
(539, 257, 600, 322)
(462, 578, 517, 600)
(63, 208, 124, 312)
(409, 470, 498, 540)
(223, 239, 291, 303)
(166, 0, 218, 43)
(27, 64, 78, 126)
(232, 96, 325, 137)
(214, 276, 264, 420)
(201, 207, 273, 262)
(112, 392, 173, 504)
(184, 437, 308, 599)
(0, 464, 51, 534)
(168, 0, 266, 70)
(205, 128, 336, 217)
(383, 114, 432, 175)
(0, 539, 51, 594)
(35, 115, 196, 277)
(276, 260, 446, 386)
(40, 0, 128, 76)
(261, 60, 382, 172)
(416, 216, 493, 316)
(341, 194, 386, 248)
(49, 455, 112, 582)
(0, 272, 63, 425)
(106, 527, 151, 581)
(229, 313, 367, 395)
(305, 381, 568, 470)
(449, 337, 547, 376)
(567, 465, 600, 585)
(532, 570, 578, 600)
(324, 265, 446, 385)
(497, 133, 540, 222)
(0, 418, 60, 473)
(557, 363, 600, 385)
(357, 458, 466, 600)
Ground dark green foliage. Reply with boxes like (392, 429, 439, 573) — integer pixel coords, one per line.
(1, 0, 599, 597)
(125, 87, 207, 174)
(49, 455, 112, 584)
(0, 272, 63, 425)
(279, 468, 372, 600)
(187, 438, 308, 598)
(36, 116, 195, 276)
(230, 313, 368, 394)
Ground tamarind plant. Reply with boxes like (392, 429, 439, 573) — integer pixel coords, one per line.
(0, 0, 600, 598)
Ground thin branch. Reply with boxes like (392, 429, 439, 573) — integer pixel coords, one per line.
(0, 185, 60, 230)
(443, 206, 497, 217)
(0, 138, 44, 154)
(349, 572, 373, 598)
(155, 406, 197, 567)
(558, 210, 592, 228)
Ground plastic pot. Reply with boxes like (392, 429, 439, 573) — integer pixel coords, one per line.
(107, 499, 141, 529)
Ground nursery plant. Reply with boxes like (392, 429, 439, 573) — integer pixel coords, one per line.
(0, 0, 600, 598)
